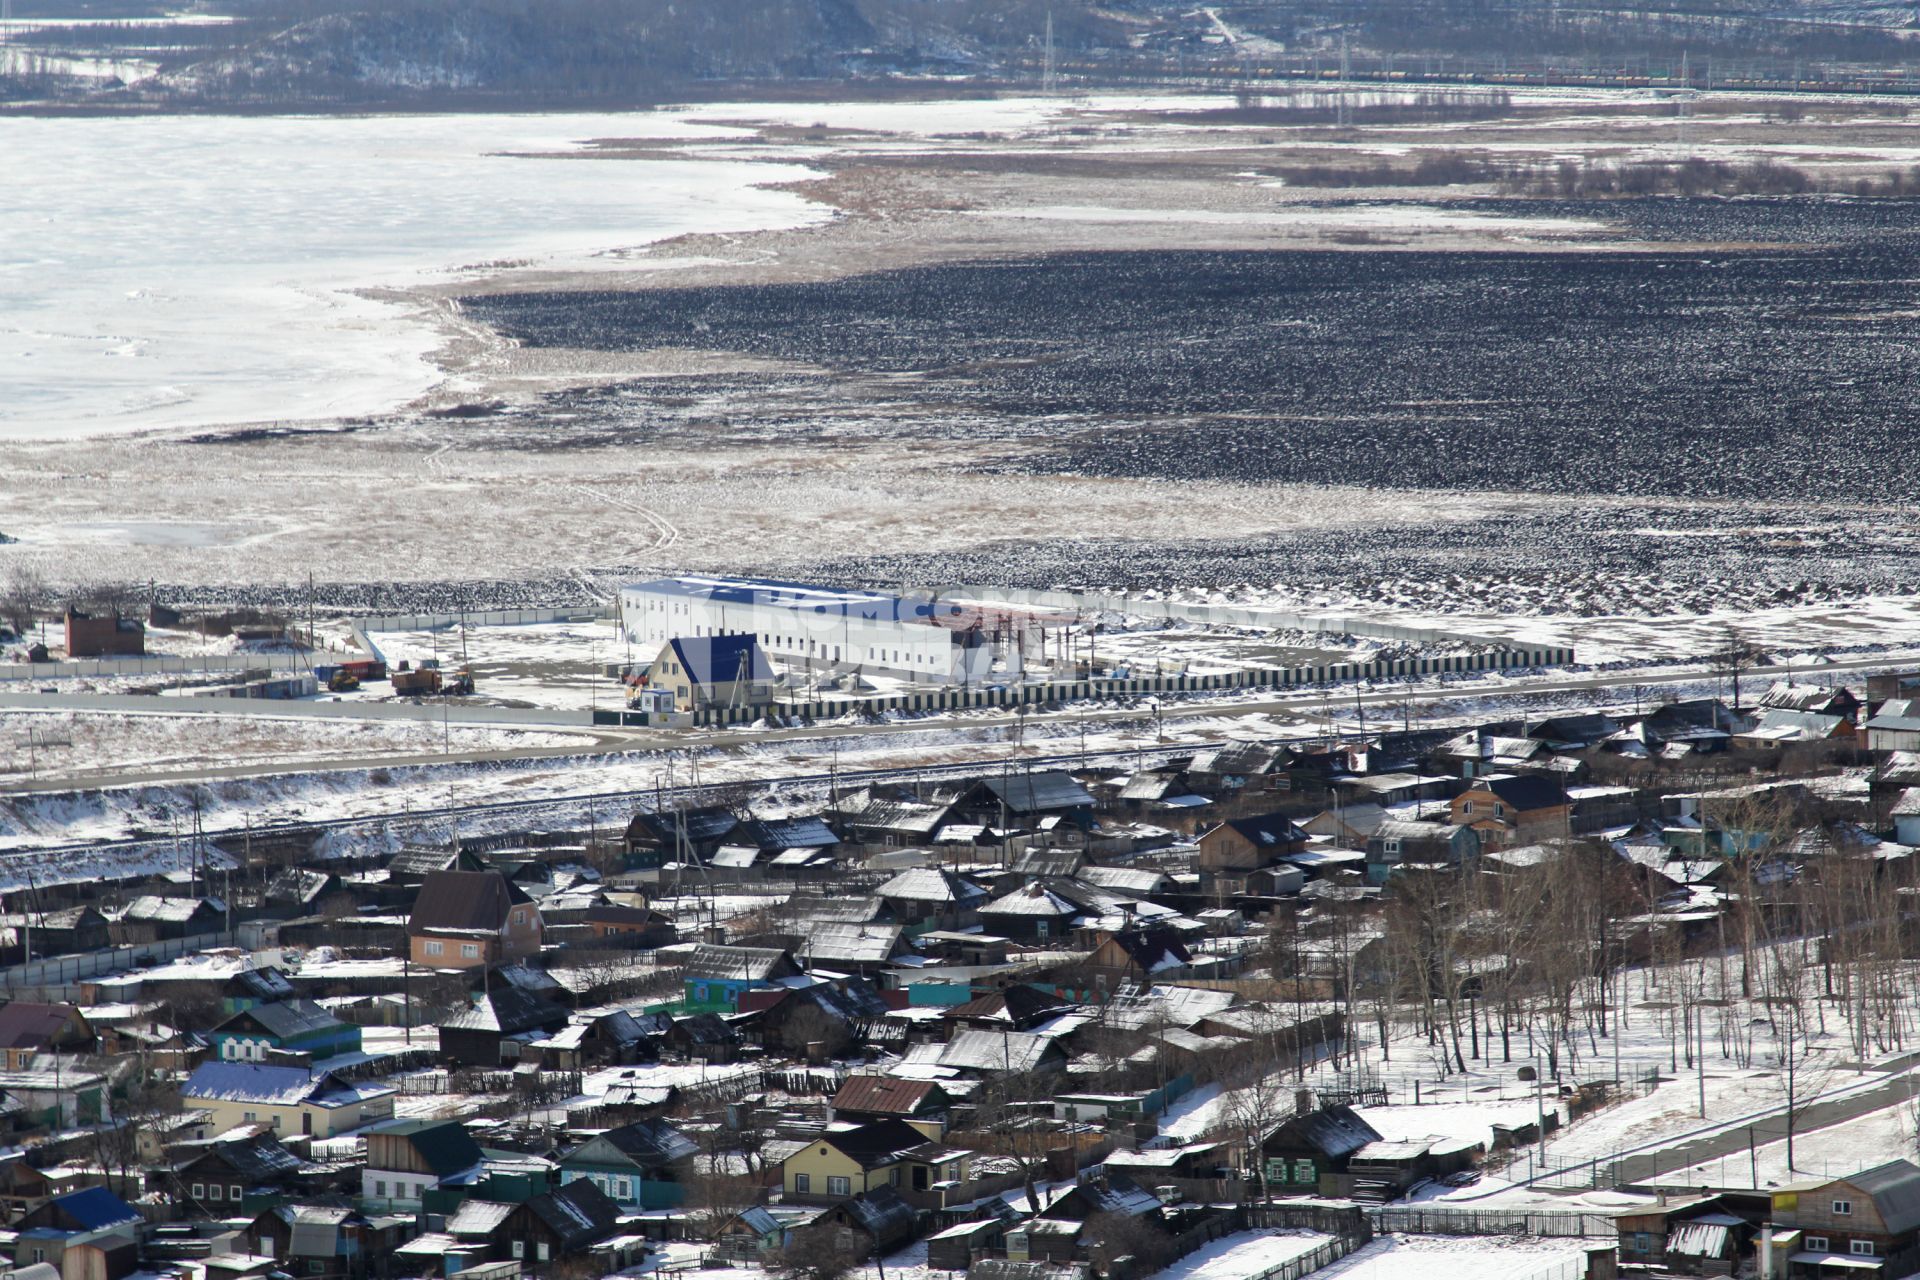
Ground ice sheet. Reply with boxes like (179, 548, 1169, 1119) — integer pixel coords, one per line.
(0, 112, 822, 440)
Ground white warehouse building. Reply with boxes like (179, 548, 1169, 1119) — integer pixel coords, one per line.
(619, 576, 993, 685)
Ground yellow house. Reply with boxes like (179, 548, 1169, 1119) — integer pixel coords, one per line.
(782, 1119, 969, 1208)
(181, 1062, 395, 1139)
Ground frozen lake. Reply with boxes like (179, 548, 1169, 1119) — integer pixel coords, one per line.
(0, 111, 823, 440)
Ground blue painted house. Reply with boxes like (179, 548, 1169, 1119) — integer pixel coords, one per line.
(209, 998, 360, 1064)
(681, 944, 800, 1012)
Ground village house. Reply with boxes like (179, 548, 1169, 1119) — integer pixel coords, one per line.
(621, 806, 740, 868)
(11, 1186, 142, 1271)
(1257, 1101, 1383, 1195)
(1448, 774, 1573, 847)
(207, 998, 360, 1063)
(781, 1118, 970, 1208)
(180, 1062, 395, 1138)
(977, 882, 1081, 943)
(1365, 818, 1480, 884)
(803, 1185, 922, 1257)
(875, 867, 988, 930)
(581, 904, 677, 949)
(646, 634, 775, 713)
(0, 1002, 95, 1070)
(158, 1130, 315, 1218)
(438, 989, 570, 1066)
(1768, 1159, 1920, 1277)
(830, 1076, 952, 1128)
(406, 869, 542, 970)
(1196, 813, 1311, 875)
(1615, 1191, 1768, 1275)
(556, 1117, 697, 1210)
(362, 1118, 486, 1212)
(683, 944, 803, 1011)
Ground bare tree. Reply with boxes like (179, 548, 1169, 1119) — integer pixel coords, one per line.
(0, 565, 43, 638)
(1218, 1060, 1297, 1203)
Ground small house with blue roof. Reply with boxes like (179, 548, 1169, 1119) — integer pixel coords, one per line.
(12, 1186, 141, 1270)
(647, 635, 774, 713)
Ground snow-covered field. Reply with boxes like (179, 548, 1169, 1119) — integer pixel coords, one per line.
(0, 709, 591, 783)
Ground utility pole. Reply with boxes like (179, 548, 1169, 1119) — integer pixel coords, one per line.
(1338, 34, 1352, 128)
(1043, 10, 1056, 95)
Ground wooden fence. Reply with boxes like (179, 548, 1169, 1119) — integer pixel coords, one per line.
(1367, 1207, 1616, 1239)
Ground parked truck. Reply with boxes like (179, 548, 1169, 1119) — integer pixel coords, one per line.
(391, 668, 442, 695)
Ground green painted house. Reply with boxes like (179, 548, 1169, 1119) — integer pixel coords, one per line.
(209, 999, 360, 1064)
(557, 1118, 697, 1209)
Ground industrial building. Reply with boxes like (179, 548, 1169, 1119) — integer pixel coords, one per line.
(619, 577, 994, 685)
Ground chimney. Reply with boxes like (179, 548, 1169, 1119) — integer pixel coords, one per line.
(1295, 1088, 1314, 1115)
(1759, 1223, 1773, 1280)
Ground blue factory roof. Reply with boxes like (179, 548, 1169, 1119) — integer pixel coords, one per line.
(628, 576, 965, 626)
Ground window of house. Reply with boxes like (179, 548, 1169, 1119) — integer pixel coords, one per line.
(1851, 1241, 1878, 1257)
(794, 1173, 810, 1194)
(827, 1176, 851, 1196)
(231, 1184, 243, 1200)
(537, 1244, 550, 1261)
(192, 1183, 205, 1199)
(1035, 920, 1049, 939)
(244, 1111, 257, 1123)
(1834, 1200, 1853, 1215)
(1462, 802, 1473, 814)
(376, 1181, 387, 1198)
(513, 910, 525, 925)
(461, 944, 480, 958)
(1806, 1237, 1829, 1253)
(1630, 1233, 1651, 1253)
(615, 1177, 632, 1200)
(889, 1169, 900, 1186)
(1292, 1160, 1316, 1184)
(425, 940, 444, 956)
(511, 1242, 525, 1259)
(208, 1184, 224, 1201)
(1495, 803, 1506, 817)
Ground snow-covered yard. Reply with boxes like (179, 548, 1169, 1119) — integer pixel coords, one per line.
(1156, 1229, 1332, 1280)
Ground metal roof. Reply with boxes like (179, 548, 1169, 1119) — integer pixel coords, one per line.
(832, 1075, 942, 1116)
(877, 867, 987, 904)
(803, 921, 904, 964)
(627, 576, 967, 627)
(981, 883, 1080, 917)
(218, 998, 346, 1042)
(684, 944, 796, 982)
(1846, 1158, 1920, 1235)
(979, 772, 1095, 813)
(938, 1028, 1054, 1074)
